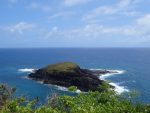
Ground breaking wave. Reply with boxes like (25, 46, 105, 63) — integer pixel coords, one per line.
(109, 82, 129, 94)
(90, 69, 129, 94)
(18, 68, 36, 73)
(100, 70, 125, 80)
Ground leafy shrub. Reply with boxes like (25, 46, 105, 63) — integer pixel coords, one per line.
(68, 86, 77, 92)
(0, 84, 150, 113)
(0, 84, 16, 107)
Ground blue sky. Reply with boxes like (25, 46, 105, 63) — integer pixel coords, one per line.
(0, 0, 150, 48)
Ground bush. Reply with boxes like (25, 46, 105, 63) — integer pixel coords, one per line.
(0, 84, 150, 113)
(0, 84, 16, 107)
(68, 86, 77, 92)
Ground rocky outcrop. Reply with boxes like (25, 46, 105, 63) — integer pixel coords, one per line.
(28, 62, 112, 92)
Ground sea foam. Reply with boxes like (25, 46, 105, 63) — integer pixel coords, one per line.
(90, 69, 129, 94)
(18, 68, 36, 73)
(49, 85, 81, 93)
(100, 70, 125, 80)
(109, 82, 129, 94)
(54, 85, 81, 93)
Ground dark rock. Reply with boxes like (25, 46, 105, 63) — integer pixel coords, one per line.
(28, 62, 112, 92)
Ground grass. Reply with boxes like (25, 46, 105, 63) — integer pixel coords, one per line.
(43, 62, 80, 74)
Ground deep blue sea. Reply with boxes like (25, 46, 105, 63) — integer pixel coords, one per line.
(0, 48, 150, 104)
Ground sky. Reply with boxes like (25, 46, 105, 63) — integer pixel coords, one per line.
(0, 0, 150, 48)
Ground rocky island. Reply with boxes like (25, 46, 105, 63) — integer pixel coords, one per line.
(28, 62, 115, 92)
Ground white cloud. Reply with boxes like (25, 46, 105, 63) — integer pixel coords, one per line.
(29, 2, 39, 9)
(137, 14, 150, 26)
(5, 22, 36, 34)
(117, 0, 132, 8)
(48, 11, 75, 19)
(9, 0, 18, 4)
(45, 13, 150, 41)
(42, 6, 51, 12)
(64, 0, 91, 6)
(82, 0, 141, 22)
(45, 26, 59, 39)
(28, 2, 51, 12)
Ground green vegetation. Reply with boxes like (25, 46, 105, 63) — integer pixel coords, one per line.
(43, 62, 79, 74)
(0, 84, 16, 108)
(68, 86, 77, 92)
(0, 84, 150, 113)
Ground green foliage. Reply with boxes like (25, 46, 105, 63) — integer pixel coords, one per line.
(98, 81, 111, 92)
(0, 84, 150, 113)
(43, 62, 79, 74)
(0, 84, 16, 107)
(68, 86, 77, 92)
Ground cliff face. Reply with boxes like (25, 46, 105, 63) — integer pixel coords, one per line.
(28, 62, 105, 92)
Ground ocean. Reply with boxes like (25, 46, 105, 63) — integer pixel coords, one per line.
(0, 48, 150, 104)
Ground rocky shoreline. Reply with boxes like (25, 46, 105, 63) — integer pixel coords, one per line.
(28, 62, 118, 92)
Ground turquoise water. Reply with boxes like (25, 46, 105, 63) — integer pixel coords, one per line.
(0, 48, 150, 103)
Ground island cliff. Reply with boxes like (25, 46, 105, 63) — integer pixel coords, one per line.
(28, 62, 113, 92)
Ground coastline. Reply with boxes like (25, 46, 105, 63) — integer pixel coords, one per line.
(19, 68, 129, 94)
(95, 69, 129, 94)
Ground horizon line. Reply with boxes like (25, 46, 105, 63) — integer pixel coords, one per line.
(0, 47, 150, 49)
